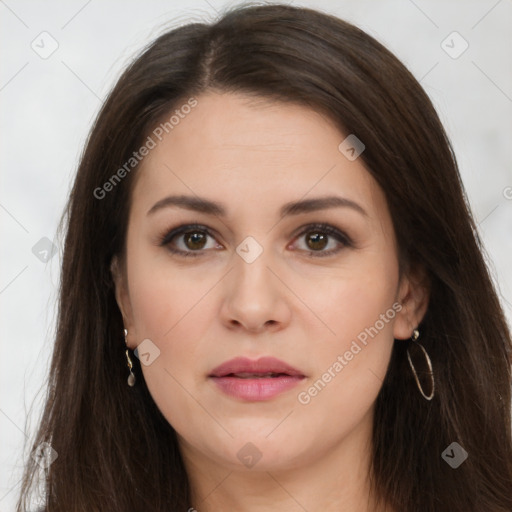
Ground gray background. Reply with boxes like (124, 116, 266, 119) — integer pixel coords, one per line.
(1, 0, 511, 509)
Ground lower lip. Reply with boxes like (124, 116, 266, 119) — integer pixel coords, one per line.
(210, 375, 304, 401)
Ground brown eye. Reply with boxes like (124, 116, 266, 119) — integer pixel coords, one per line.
(292, 223, 352, 257)
(159, 224, 221, 256)
(305, 232, 328, 251)
(184, 231, 207, 250)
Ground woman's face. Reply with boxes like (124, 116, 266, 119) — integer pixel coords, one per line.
(113, 91, 425, 474)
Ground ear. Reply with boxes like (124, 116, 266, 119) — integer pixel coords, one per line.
(393, 263, 430, 340)
(110, 255, 137, 349)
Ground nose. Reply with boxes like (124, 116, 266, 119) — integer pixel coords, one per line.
(219, 249, 292, 334)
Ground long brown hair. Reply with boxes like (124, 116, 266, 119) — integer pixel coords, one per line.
(17, 4, 512, 511)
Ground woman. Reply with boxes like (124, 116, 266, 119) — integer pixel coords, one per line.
(18, 4, 512, 511)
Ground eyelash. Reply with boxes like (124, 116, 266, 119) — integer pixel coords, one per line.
(158, 222, 353, 258)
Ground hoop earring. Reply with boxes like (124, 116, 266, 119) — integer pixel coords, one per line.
(124, 329, 136, 387)
(406, 328, 434, 400)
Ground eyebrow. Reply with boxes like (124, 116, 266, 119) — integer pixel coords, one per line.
(146, 194, 368, 218)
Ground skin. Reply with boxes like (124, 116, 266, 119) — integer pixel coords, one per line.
(112, 91, 429, 512)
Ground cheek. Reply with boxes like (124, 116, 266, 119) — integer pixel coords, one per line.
(125, 251, 220, 425)
(293, 253, 399, 418)
(294, 308, 397, 450)
(129, 279, 208, 432)
(292, 248, 399, 346)
(126, 242, 216, 340)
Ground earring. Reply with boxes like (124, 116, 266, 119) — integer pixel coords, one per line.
(124, 329, 136, 387)
(406, 328, 434, 400)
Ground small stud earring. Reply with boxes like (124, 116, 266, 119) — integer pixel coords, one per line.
(124, 329, 136, 387)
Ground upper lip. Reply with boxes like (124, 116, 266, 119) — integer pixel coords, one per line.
(209, 356, 305, 378)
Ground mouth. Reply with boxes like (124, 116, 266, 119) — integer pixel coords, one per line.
(209, 356, 306, 401)
(220, 372, 295, 378)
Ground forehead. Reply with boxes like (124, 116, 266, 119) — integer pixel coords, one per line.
(130, 91, 384, 219)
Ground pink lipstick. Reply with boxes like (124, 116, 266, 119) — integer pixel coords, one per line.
(209, 356, 305, 401)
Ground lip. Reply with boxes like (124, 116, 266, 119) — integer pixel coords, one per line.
(209, 356, 306, 402)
